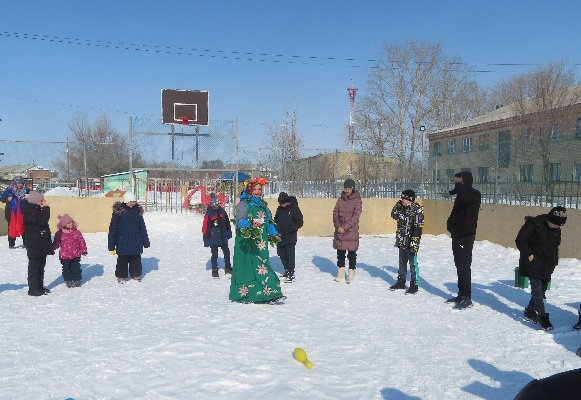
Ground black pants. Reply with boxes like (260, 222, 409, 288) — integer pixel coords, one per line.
(210, 245, 231, 269)
(61, 257, 82, 282)
(528, 278, 549, 314)
(8, 233, 25, 248)
(277, 242, 296, 274)
(337, 250, 357, 269)
(28, 256, 46, 291)
(115, 254, 142, 279)
(452, 234, 475, 298)
(398, 248, 419, 283)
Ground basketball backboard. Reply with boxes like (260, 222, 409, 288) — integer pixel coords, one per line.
(161, 89, 209, 125)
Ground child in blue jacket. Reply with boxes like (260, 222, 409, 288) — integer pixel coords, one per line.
(202, 194, 232, 278)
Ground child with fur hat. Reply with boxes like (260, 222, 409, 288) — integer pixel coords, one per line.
(53, 214, 88, 288)
(202, 193, 232, 278)
(108, 191, 150, 283)
(22, 191, 54, 296)
(389, 189, 424, 294)
(515, 205, 567, 330)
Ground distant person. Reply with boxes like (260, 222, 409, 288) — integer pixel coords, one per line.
(515, 206, 567, 331)
(53, 214, 88, 288)
(333, 179, 362, 284)
(23, 191, 54, 296)
(389, 189, 424, 294)
(108, 192, 150, 283)
(229, 177, 284, 303)
(274, 192, 304, 283)
(1, 176, 29, 248)
(202, 193, 232, 279)
(445, 171, 481, 310)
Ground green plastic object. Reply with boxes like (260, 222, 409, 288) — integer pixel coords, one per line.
(514, 267, 529, 289)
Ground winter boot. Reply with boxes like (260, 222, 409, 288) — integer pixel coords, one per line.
(406, 281, 418, 295)
(445, 295, 461, 303)
(74, 280, 82, 287)
(41, 287, 51, 294)
(66, 281, 74, 288)
(346, 269, 356, 284)
(211, 269, 219, 279)
(389, 276, 406, 291)
(27, 289, 44, 296)
(224, 265, 232, 275)
(574, 307, 581, 330)
(538, 313, 554, 331)
(334, 267, 345, 282)
(453, 297, 473, 310)
(523, 306, 538, 323)
(285, 272, 295, 283)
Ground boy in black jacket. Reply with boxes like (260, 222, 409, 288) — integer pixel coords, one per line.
(274, 192, 304, 282)
(515, 206, 567, 330)
(446, 171, 481, 310)
(23, 191, 55, 296)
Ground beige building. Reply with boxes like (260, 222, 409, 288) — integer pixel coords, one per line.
(428, 98, 581, 185)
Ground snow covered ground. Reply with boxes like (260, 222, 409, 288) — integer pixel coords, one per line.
(1, 211, 580, 399)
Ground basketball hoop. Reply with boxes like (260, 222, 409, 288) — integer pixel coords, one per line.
(180, 117, 189, 126)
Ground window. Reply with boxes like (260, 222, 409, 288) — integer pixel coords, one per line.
(550, 163, 561, 182)
(520, 164, 534, 182)
(433, 142, 441, 156)
(448, 139, 456, 154)
(521, 126, 531, 141)
(498, 130, 511, 168)
(576, 118, 581, 139)
(549, 123, 564, 140)
(575, 163, 581, 181)
(446, 169, 455, 183)
(478, 167, 489, 183)
(462, 137, 473, 153)
(479, 134, 490, 150)
(432, 169, 440, 182)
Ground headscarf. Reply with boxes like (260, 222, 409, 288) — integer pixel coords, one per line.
(8, 176, 27, 199)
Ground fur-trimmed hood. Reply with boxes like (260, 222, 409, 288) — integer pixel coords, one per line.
(112, 201, 144, 216)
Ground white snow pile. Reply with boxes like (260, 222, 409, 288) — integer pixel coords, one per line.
(1, 211, 580, 399)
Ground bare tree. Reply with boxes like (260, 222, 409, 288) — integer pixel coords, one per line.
(55, 114, 142, 180)
(355, 40, 487, 181)
(494, 62, 581, 195)
(266, 106, 304, 181)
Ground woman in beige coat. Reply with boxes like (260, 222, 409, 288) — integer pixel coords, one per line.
(332, 179, 362, 283)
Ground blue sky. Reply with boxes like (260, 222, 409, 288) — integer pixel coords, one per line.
(1, 0, 580, 152)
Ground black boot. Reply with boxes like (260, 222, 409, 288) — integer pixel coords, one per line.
(524, 306, 538, 323)
(574, 307, 581, 330)
(538, 313, 554, 331)
(389, 276, 406, 291)
(211, 269, 219, 279)
(406, 281, 418, 295)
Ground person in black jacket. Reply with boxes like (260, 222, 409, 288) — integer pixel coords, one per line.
(274, 192, 304, 282)
(202, 194, 232, 278)
(515, 206, 567, 331)
(23, 191, 54, 296)
(445, 171, 481, 310)
(513, 368, 581, 399)
(108, 192, 150, 284)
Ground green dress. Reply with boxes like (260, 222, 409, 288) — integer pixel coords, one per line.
(229, 193, 284, 303)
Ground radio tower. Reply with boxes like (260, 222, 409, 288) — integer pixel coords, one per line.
(347, 81, 358, 151)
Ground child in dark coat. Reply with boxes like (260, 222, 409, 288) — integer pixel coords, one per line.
(108, 192, 150, 284)
(389, 189, 424, 294)
(23, 191, 54, 296)
(274, 192, 304, 282)
(515, 206, 567, 331)
(202, 194, 232, 278)
(53, 214, 88, 288)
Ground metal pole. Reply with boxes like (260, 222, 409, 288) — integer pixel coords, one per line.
(494, 140, 499, 204)
(233, 118, 239, 213)
(128, 116, 134, 193)
(195, 125, 200, 167)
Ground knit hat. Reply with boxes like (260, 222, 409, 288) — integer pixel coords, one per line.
(401, 189, 416, 202)
(278, 192, 290, 204)
(26, 191, 44, 205)
(344, 179, 356, 190)
(209, 194, 220, 208)
(123, 191, 137, 203)
(57, 214, 77, 230)
(547, 206, 567, 226)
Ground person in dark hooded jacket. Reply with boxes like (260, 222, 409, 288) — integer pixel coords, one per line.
(202, 194, 232, 278)
(108, 192, 150, 283)
(274, 192, 304, 282)
(445, 171, 481, 310)
(23, 191, 54, 296)
(515, 206, 567, 331)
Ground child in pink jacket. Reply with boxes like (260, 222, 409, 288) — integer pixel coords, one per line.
(53, 214, 88, 288)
